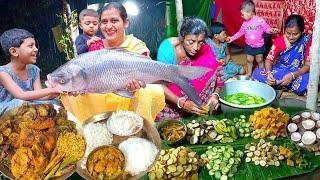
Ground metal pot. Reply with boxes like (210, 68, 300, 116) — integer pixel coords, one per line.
(219, 80, 276, 112)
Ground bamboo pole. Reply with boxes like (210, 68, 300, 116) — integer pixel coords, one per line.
(175, 0, 183, 32)
(306, 0, 320, 110)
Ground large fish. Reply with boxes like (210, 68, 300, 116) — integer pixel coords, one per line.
(46, 49, 210, 106)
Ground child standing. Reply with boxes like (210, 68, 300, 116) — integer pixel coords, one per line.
(207, 22, 245, 80)
(0, 28, 61, 114)
(226, 0, 278, 76)
(75, 9, 104, 54)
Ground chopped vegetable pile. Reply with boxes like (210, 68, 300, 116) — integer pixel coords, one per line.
(201, 145, 244, 180)
(224, 93, 266, 105)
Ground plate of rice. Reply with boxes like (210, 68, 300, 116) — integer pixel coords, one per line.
(107, 111, 144, 136)
(77, 110, 161, 180)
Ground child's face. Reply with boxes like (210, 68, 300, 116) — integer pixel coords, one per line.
(79, 15, 99, 37)
(241, 10, 253, 21)
(15, 37, 38, 64)
(214, 30, 227, 42)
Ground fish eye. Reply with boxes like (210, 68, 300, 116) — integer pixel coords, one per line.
(59, 79, 66, 84)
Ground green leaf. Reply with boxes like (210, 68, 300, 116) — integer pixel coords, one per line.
(144, 107, 320, 180)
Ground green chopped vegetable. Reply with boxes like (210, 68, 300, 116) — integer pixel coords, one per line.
(224, 93, 266, 106)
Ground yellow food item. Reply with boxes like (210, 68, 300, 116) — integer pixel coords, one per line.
(11, 147, 43, 180)
(0, 104, 82, 179)
(250, 107, 289, 138)
(56, 132, 85, 161)
(287, 159, 294, 166)
(87, 146, 125, 179)
(160, 123, 185, 142)
(149, 147, 201, 180)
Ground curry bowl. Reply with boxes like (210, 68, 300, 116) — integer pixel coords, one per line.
(86, 145, 125, 180)
(219, 80, 276, 112)
(157, 119, 187, 145)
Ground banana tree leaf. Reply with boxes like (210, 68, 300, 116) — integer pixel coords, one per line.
(143, 106, 320, 180)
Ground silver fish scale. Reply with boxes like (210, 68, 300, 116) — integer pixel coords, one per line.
(85, 58, 172, 92)
(63, 49, 173, 93)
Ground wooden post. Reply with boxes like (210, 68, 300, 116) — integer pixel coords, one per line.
(306, 0, 320, 110)
(175, 0, 183, 32)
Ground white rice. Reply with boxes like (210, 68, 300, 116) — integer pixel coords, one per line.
(81, 122, 113, 169)
(118, 137, 159, 175)
(107, 111, 144, 136)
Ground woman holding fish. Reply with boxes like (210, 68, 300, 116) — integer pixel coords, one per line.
(156, 17, 224, 121)
(59, 2, 165, 122)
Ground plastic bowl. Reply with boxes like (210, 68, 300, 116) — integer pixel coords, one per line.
(219, 80, 276, 112)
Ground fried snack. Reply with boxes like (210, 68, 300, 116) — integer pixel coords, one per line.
(36, 105, 49, 117)
(2, 128, 11, 137)
(0, 134, 3, 145)
(28, 119, 55, 130)
(11, 147, 42, 180)
(8, 132, 18, 146)
(20, 106, 37, 121)
(87, 146, 125, 179)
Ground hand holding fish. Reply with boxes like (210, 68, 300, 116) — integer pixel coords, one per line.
(126, 79, 146, 93)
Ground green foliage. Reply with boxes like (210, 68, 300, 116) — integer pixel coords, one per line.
(57, 10, 78, 61)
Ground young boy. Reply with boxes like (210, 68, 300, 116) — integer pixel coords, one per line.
(75, 9, 103, 55)
(226, 0, 279, 77)
(207, 22, 245, 80)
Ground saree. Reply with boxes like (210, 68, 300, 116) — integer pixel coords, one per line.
(156, 43, 224, 121)
(253, 34, 311, 94)
(60, 35, 164, 123)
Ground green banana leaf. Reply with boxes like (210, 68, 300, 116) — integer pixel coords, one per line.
(143, 106, 320, 180)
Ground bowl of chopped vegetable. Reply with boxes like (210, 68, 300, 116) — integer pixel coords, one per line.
(157, 120, 187, 145)
(219, 80, 276, 112)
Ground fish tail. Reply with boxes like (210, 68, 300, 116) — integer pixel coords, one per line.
(177, 65, 210, 80)
(173, 76, 203, 107)
(164, 65, 209, 107)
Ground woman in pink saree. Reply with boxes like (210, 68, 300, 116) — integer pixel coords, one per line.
(156, 17, 224, 121)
